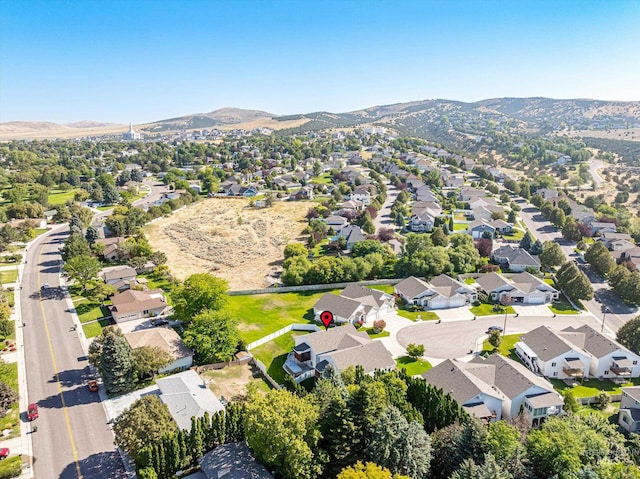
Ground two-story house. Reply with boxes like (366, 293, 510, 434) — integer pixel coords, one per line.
(619, 386, 640, 434)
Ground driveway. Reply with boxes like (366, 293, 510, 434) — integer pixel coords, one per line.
(377, 312, 414, 357)
(435, 307, 475, 321)
(513, 304, 554, 318)
(102, 384, 160, 421)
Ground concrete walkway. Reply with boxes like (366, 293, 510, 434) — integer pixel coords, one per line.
(376, 312, 414, 358)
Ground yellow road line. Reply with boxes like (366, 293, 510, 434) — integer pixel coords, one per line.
(37, 244, 83, 479)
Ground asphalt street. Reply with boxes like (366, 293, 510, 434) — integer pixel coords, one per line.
(22, 229, 126, 478)
(397, 313, 604, 359)
(374, 180, 399, 233)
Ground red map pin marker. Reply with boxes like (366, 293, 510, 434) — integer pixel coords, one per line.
(320, 311, 334, 330)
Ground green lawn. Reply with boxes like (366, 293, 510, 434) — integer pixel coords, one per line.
(310, 174, 333, 185)
(361, 328, 390, 339)
(0, 456, 22, 477)
(97, 205, 115, 211)
(82, 319, 111, 339)
(482, 333, 521, 360)
(464, 277, 476, 285)
(33, 228, 49, 237)
(4, 291, 14, 308)
(75, 299, 111, 323)
(470, 303, 516, 316)
(309, 239, 330, 257)
(139, 273, 176, 305)
(549, 299, 581, 315)
(227, 290, 340, 344)
(47, 189, 77, 205)
(395, 356, 432, 376)
(550, 378, 640, 398)
(396, 308, 439, 321)
(369, 284, 395, 294)
(503, 228, 525, 241)
(251, 331, 310, 385)
(0, 269, 18, 285)
(0, 360, 19, 440)
(453, 223, 467, 231)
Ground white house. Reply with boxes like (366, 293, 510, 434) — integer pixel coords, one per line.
(619, 386, 640, 433)
(475, 272, 559, 305)
(109, 288, 172, 323)
(394, 275, 477, 310)
(99, 265, 138, 291)
(313, 285, 394, 326)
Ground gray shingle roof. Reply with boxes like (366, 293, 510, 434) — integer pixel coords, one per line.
(622, 386, 640, 403)
(314, 293, 363, 320)
(527, 392, 564, 408)
(519, 325, 577, 361)
(199, 442, 273, 479)
(564, 324, 631, 359)
(510, 272, 557, 294)
(303, 324, 368, 355)
(395, 276, 432, 299)
(328, 340, 395, 374)
(475, 272, 512, 293)
(341, 284, 392, 309)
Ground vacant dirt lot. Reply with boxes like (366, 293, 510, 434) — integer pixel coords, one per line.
(144, 197, 309, 290)
(202, 363, 271, 401)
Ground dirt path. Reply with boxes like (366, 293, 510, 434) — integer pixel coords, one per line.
(144, 197, 309, 290)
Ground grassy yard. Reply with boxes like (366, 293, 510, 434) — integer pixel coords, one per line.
(0, 269, 18, 285)
(139, 273, 176, 305)
(0, 360, 19, 440)
(309, 239, 330, 257)
(227, 290, 339, 344)
(369, 284, 395, 294)
(251, 331, 310, 385)
(482, 333, 521, 360)
(75, 299, 111, 323)
(82, 319, 111, 339)
(310, 174, 333, 185)
(361, 327, 390, 339)
(503, 229, 525, 241)
(464, 277, 476, 285)
(453, 223, 467, 231)
(396, 308, 439, 321)
(549, 299, 581, 315)
(550, 378, 640, 398)
(470, 303, 516, 316)
(395, 356, 432, 376)
(47, 188, 77, 205)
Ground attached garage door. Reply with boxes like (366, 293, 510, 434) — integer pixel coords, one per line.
(449, 297, 466, 308)
(429, 298, 448, 309)
(527, 292, 545, 304)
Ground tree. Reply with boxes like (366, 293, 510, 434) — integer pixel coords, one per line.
(539, 241, 565, 269)
(100, 329, 134, 394)
(431, 227, 448, 247)
(91, 281, 117, 304)
(616, 316, 640, 354)
(183, 309, 239, 364)
(585, 241, 616, 277)
(284, 243, 308, 259)
(245, 389, 322, 479)
(530, 239, 543, 255)
(519, 231, 533, 252)
(172, 273, 229, 322)
(367, 406, 431, 479)
(113, 395, 177, 457)
(475, 238, 492, 258)
(614, 271, 640, 306)
(0, 381, 17, 417)
(148, 251, 167, 266)
(85, 226, 99, 245)
(61, 233, 91, 261)
(488, 329, 502, 350)
(132, 346, 172, 380)
(560, 389, 580, 414)
(264, 191, 276, 207)
(486, 421, 525, 476)
(562, 218, 583, 242)
(63, 254, 101, 291)
(449, 454, 511, 479)
(337, 461, 410, 479)
(556, 261, 593, 302)
(406, 343, 425, 359)
(317, 395, 357, 477)
(361, 211, 376, 235)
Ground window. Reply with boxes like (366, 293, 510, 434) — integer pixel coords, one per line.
(551, 362, 556, 367)
(623, 414, 630, 424)
(604, 370, 609, 375)
(634, 361, 638, 365)
(553, 372, 558, 377)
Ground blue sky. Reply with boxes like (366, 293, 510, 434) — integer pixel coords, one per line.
(1, 0, 639, 123)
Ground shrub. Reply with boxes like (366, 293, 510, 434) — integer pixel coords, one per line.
(406, 343, 425, 358)
(0, 456, 22, 479)
(594, 391, 611, 410)
(373, 320, 386, 334)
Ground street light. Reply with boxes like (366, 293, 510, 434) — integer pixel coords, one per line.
(501, 294, 512, 336)
(601, 307, 609, 333)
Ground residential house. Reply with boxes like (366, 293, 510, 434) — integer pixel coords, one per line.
(445, 174, 466, 188)
(588, 221, 617, 236)
(289, 185, 314, 201)
(619, 387, 640, 434)
(408, 211, 435, 233)
(600, 232, 634, 250)
(199, 442, 273, 479)
(475, 272, 559, 304)
(98, 265, 138, 291)
(283, 324, 395, 383)
(459, 187, 486, 202)
(515, 326, 592, 380)
(415, 186, 439, 202)
(324, 215, 349, 232)
(337, 225, 367, 249)
(155, 370, 225, 431)
(536, 188, 559, 200)
(394, 275, 477, 310)
(124, 326, 194, 373)
(468, 219, 511, 239)
(313, 285, 394, 326)
(96, 237, 125, 261)
(491, 246, 541, 273)
(109, 288, 171, 323)
(350, 186, 372, 205)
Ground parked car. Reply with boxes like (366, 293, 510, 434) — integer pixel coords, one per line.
(151, 318, 169, 326)
(42, 283, 50, 290)
(0, 448, 9, 460)
(88, 380, 99, 392)
(27, 403, 38, 421)
(486, 325, 504, 334)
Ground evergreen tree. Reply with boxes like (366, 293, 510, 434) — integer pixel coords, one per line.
(225, 402, 245, 442)
(431, 226, 448, 247)
(530, 239, 544, 256)
(318, 396, 357, 477)
(85, 226, 99, 245)
(519, 231, 533, 252)
(100, 331, 134, 394)
(190, 416, 204, 460)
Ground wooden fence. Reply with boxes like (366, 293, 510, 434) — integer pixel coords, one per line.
(229, 278, 403, 296)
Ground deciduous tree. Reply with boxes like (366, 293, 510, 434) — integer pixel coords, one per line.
(183, 309, 239, 364)
(132, 346, 172, 380)
(63, 254, 101, 291)
(172, 273, 228, 322)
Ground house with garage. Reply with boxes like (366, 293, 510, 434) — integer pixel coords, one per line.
(491, 246, 541, 273)
(475, 272, 559, 304)
(467, 219, 511, 239)
(99, 265, 138, 291)
(394, 275, 477, 310)
(618, 387, 640, 434)
(324, 215, 349, 233)
(124, 326, 193, 373)
(349, 186, 372, 205)
(109, 288, 172, 323)
(459, 187, 486, 202)
(289, 185, 314, 201)
(515, 326, 593, 380)
(313, 285, 394, 326)
(283, 324, 395, 383)
(408, 210, 435, 233)
(337, 224, 367, 250)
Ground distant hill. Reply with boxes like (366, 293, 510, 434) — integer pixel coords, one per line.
(142, 107, 275, 132)
(0, 120, 127, 140)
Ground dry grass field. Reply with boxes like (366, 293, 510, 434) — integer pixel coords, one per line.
(144, 197, 309, 290)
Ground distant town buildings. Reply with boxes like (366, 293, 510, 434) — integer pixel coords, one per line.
(123, 122, 142, 140)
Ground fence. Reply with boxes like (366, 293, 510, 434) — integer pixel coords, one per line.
(229, 278, 404, 296)
(578, 393, 622, 405)
(246, 323, 321, 351)
(195, 355, 252, 373)
(252, 357, 282, 389)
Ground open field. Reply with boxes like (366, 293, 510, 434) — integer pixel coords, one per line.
(0, 121, 128, 140)
(47, 189, 77, 205)
(144, 197, 309, 290)
(203, 363, 271, 401)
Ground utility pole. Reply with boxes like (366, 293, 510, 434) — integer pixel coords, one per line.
(601, 308, 608, 333)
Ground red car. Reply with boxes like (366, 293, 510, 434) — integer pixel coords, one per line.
(88, 380, 99, 392)
(0, 448, 9, 460)
(27, 403, 38, 421)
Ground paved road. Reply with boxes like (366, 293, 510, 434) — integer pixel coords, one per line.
(134, 180, 170, 209)
(516, 200, 638, 329)
(589, 159, 607, 189)
(22, 235, 126, 478)
(397, 314, 603, 359)
(374, 180, 399, 233)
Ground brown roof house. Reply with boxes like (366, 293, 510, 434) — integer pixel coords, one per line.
(125, 326, 193, 373)
(394, 275, 477, 310)
(313, 284, 395, 326)
(284, 324, 394, 383)
(109, 288, 171, 323)
(99, 265, 138, 291)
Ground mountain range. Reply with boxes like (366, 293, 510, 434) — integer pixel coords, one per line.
(2, 97, 639, 141)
